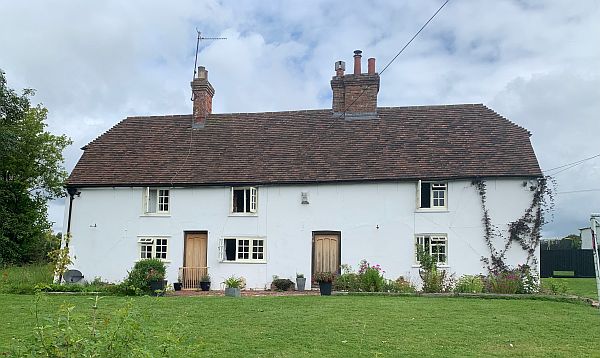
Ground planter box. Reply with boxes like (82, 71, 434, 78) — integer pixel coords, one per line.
(150, 280, 166, 296)
(199, 281, 211, 291)
(318, 282, 332, 296)
(296, 277, 306, 291)
(225, 287, 241, 297)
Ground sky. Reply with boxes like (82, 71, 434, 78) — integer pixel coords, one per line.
(0, 0, 598, 238)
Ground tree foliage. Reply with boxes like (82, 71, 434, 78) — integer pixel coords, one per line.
(0, 69, 71, 265)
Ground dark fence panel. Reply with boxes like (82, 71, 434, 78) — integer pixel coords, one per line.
(540, 250, 596, 278)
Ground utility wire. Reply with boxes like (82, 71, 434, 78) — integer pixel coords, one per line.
(543, 153, 600, 174)
(299, 0, 450, 159)
(556, 189, 600, 195)
(340, 0, 450, 119)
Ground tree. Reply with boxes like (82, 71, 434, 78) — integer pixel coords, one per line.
(0, 69, 71, 265)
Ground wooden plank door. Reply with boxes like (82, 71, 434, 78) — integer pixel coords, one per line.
(313, 233, 340, 276)
(183, 232, 207, 289)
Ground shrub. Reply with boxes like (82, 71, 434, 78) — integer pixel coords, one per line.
(517, 264, 539, 294)
(334, 272, 360, 291)
(122, 259, 166, 295)
(487, 270, 520, 294)
(200, 274, 211, 282)
(417, 248, 454, 293)
(383, 277, 417, 293)
(358, 260, 385, 292)
(540, 280, 568, 295)
(454, 275, 485, 294)
(271, 278, 295, 291)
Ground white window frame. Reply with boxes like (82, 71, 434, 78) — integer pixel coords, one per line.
(218, 237, 266, 263)
(414, 234, 448, 265)
(417, 180, 448, 210)
(143, 187, 170, 215)
(137, 236, 170, 261)
(230, 187, 258, 214)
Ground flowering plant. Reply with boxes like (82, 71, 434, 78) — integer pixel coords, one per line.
(146, 268, 164, 283)
(313, 271, 336, 283)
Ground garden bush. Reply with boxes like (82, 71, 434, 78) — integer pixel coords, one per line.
(383, 277, 416, 293)
(486, 270, 520, 294)
(333, 272, 360, 291)
(417, 248, 454, 293)
(271, 278, 294, 291)
(540, 280, 568, 295)
(121, 259, 166, 295)
(358, 260, 385, 292)
(454, 275, 484, 293)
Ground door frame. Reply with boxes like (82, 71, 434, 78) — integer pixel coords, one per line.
(183, 230, 208, 267)
(311, 230, 342, 282)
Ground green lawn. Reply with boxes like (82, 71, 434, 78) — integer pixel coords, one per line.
(1, 294, 599, 357)
(542, 277, 599, 300)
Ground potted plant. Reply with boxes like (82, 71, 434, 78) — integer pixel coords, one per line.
(147, 268, 166, 296)
(313, 272, 336, 296)
(224, 275, 243, 297)
(199, 274, 211, 291)
(296, 273, 306, 292)
(173, 280, 182, 291)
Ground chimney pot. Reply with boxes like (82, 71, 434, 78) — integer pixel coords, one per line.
(335, 60, 345, 77)
(368, 58, 376, 74)
(353, 49, 362, 75)
(198, 66, 208, 79)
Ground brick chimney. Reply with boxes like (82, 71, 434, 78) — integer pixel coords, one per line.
(331, 50, 380, 119)
(191, 66, 214, 129)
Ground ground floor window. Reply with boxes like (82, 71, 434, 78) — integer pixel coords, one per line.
(138, 237, 168, 260)
(220, 237, 265, 262)
(415, 234, 447, 265)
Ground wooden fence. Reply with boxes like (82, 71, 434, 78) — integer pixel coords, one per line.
(540, 250, 595, 278)
(179, 267, 208, 290)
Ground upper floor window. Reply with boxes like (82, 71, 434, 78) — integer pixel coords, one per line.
(415, 234, 447, 265)
(231, 187, 257, 214)
(418, 181, 447, 209)
(138, 237, 169, 260)
(144, 188, 170, 214)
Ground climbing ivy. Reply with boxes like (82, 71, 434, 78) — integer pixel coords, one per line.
(472, 176, 555, 273)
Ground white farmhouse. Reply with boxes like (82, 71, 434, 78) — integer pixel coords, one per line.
(64, 50, 542, 289)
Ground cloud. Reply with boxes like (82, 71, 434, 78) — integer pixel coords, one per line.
(1, 0, 598, 235)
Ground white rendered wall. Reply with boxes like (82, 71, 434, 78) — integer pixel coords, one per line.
(64, 178, 538, 289)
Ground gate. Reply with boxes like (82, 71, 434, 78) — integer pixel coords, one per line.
(540, 250, 595, 278)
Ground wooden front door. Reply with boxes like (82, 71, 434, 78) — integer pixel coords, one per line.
(312, 232, 341, 277)
(183, 232, 207, 289)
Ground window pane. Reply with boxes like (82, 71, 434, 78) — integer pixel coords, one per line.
(252, 239, 264, 260)
(147, 189, 158, 213)
(224, 239, 236, 261)
(155, 238, 167, 259)
(233, 189, 244, 213)
(420, 183, 431, 208)
(238, 239, 249, 259)
(141, 244, 152, 259)
(244, 189, 251, 212)
(158, 190, 169, 212)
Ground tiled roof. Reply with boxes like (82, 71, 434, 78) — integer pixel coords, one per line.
(66, 104, 542, 187)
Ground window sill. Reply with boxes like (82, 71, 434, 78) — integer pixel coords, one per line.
(228, 213, 258, 217)
(411, 264, 450, 268)
(415, 208, 449, 213)
(136, 259, 172, 264)
(220, 260, 266, 264)
(140, 213, 171, 217)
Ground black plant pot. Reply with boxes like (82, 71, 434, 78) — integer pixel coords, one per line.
(200, 281, 211, 291)
(173, 282, 182, 291)
(318, 282, 332, 296)
(150, 280, 166, 296)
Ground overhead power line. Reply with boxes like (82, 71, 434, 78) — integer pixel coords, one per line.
(543, 153, 600, 175)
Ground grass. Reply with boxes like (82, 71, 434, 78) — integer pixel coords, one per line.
(552, 270, 575, 277)
(1, 294, 599, 357)
(0, 264, 53, 294)
(542, 277, 599, 300)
